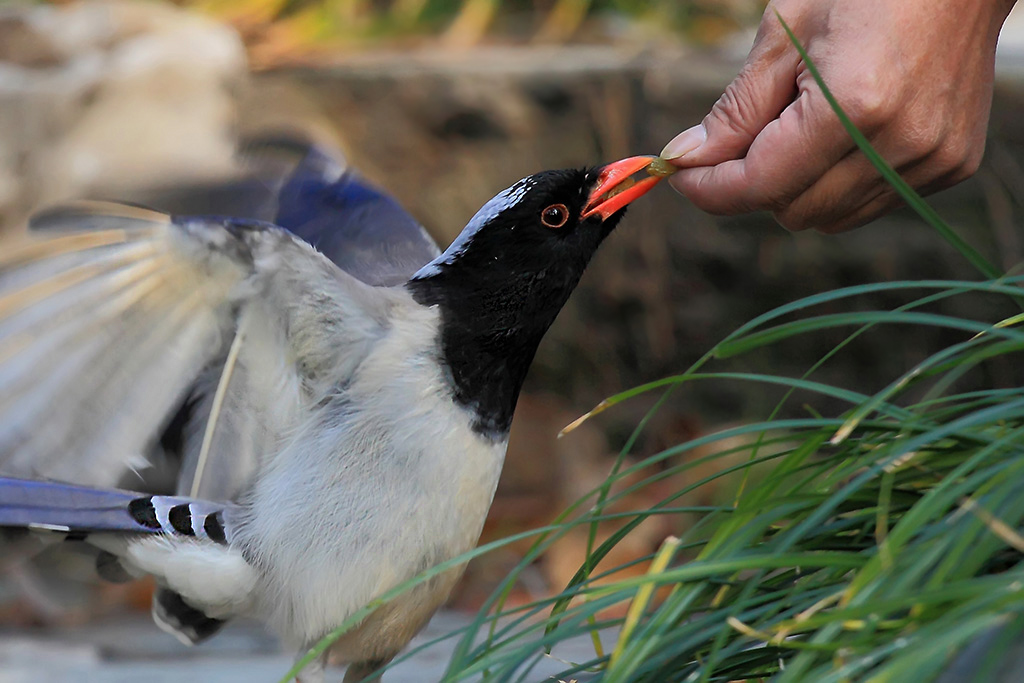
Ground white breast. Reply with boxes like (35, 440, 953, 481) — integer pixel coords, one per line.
(235, 297, 507, 648)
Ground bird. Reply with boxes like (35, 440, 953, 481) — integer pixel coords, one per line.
(0, 146, 663, 682)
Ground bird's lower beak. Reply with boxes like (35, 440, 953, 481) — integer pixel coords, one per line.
(581, 155, 664, 220)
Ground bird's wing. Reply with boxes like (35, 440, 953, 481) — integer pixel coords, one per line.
(271, 145, 441, 286)
(106, 136, 335, 227)
(0, 203, 393, 497)
(121, 138, 441, 287)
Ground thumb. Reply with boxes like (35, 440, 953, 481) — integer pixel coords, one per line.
(662, 21, 802, 168)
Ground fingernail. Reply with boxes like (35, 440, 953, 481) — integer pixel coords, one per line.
(660, 124, 706, 161)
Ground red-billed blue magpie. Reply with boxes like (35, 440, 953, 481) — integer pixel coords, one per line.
(0, 146, 663, 682)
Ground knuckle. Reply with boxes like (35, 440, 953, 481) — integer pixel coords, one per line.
(939, 139, 983, 183)
(845, 93, 890, 131)
(744, 166, 800, 214)
(836, 73, 895, 131)
(706, 69, 769, 139)
(900, 120, 946, 160)
(771, 205, 812, 232)
(960, 148, 984, 178)
(762, 193, 794, 214)
(756, 4, 788, 40)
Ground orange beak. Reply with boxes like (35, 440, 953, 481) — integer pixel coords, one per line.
(581, 155, 663, 220)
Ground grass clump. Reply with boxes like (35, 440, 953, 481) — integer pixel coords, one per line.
(432, 274, 1024, 683)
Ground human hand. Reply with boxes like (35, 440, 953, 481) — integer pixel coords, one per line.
(662, 0, 1016, 233)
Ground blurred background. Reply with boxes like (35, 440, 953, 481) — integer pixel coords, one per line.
(4, 0, 1024, 680)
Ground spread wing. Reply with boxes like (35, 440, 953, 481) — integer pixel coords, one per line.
(112, 138, 441, 287)
(0, 203, 393, 499)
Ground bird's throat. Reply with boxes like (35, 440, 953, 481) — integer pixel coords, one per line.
(407, 275, 572, 439)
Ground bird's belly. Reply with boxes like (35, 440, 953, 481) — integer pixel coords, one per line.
(241, 387, 507, 652)
(326, 558, 466, 665)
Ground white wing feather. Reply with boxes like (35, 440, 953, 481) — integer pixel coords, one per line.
(0, 204, 391, 494)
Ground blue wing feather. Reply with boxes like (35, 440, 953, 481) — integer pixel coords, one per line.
(273, 146, 440, 286)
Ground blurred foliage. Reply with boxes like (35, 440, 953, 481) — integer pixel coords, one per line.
(175, 0, 764, 65)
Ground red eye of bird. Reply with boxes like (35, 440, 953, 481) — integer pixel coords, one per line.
(541, 204, 569, 229)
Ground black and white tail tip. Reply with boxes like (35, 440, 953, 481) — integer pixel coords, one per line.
(127, 497, 229, 544)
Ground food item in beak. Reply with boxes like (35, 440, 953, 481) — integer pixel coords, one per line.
(582, 155, 669, 220)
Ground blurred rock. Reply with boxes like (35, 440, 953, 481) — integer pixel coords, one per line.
(0, 0, 245, 232)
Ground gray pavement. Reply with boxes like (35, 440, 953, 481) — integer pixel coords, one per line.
(0, 610, 608, 682)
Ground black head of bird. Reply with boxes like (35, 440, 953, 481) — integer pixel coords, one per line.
(407, 155, 661, 437)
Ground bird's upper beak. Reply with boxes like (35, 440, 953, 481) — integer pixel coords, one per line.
(581, 155, 665, 221)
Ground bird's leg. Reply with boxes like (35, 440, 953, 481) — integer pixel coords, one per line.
(343, 658, 390, 683)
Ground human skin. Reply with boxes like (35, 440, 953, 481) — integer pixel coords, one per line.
(661, 0, 1018, 233)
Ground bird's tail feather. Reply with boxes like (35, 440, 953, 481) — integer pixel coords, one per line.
(0, 476, 157, 534)
(0, 476, 234, 542)
(0, 476, 234, 645)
